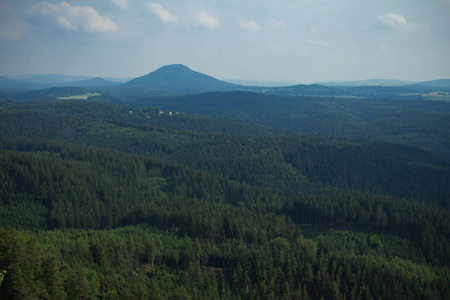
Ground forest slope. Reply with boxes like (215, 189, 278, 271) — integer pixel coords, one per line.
(1, 101, 449, 206)
(1, 100, 449, 299)
(0, 138, 449, 299)
(137, 92, 450, 161)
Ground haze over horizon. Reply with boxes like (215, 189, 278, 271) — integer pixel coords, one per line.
(1, 0, 449, 83)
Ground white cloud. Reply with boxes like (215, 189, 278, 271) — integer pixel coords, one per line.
(194, 11, 219, 30)
(30, 1, 118, 33)
(109, 0, 129, 10)
(268, 19, 287, 29)
(147, 3, 177, 24)
(240, 20, 261, 31)
(56, 16, 77, 31)
(308, 39, 328, 46)
(377, 13, 413, 32)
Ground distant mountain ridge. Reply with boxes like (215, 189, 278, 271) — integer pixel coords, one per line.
(6, 74, 92, 83)
(322, 78, 450, 89)
(2, 65, 450, 97)
(322, 79, 417, 87)
(66, 77, 118, 87)
(0, 74, 129, 91)
(13, 87, 92, 103)
(0, 76, 33, 91)
(223, 79, 299, 87)
(421, 79, 450, 88)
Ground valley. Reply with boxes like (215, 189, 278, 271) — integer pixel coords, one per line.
(0, 65, 449, 299)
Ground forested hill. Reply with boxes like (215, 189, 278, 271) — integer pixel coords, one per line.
(1, 100, 449, 206)
(119, 64, 242, 94)
(137, 91, 450, 161)
(12, 87, 93, 103)
(1, 100, 449, 299)
(1, 137, 449, 299)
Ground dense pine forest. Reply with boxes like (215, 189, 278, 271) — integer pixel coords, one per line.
(1, 98, 449, 299)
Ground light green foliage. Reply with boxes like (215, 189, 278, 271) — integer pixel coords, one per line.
(57, 92, 101, 100)
(0, 270, 5, 286)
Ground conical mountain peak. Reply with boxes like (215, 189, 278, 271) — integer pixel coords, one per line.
(124, 64, 240, 93)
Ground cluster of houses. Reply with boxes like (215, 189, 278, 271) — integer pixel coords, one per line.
(158, 110, 177, 116)
(127, 109, 179, 118)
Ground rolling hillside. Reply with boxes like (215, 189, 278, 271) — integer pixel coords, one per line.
(136, 91, 450, 161)
(1, 99, 449, 299)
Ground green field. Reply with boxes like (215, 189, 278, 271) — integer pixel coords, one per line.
(402, 92, 450, 101)
(57, 92, 101, 100)
(424, 92, 450, 101)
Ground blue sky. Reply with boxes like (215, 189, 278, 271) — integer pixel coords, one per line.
(0, 0, 449, 83)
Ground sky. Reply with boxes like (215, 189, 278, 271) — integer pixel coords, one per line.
(0, 0, 449, 83)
